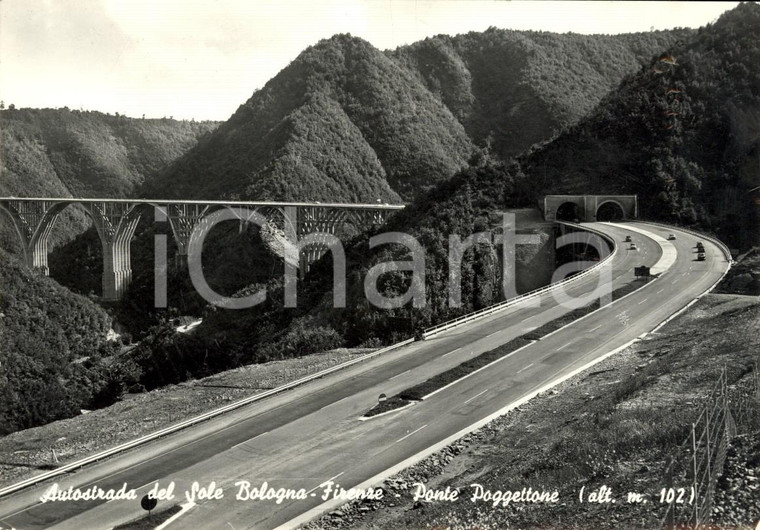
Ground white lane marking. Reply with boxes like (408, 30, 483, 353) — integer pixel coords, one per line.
(516, 362, 534, 375)
(486, 330, 500, 337)
(305, 471, 345, 495)
(231, 431, 269, 450)
(638, 298, 648, 305)
(556, 341, 572, 351)
(443, 347, 461, 357)
(464, 389, 489, 404)
(156, 502, 196, 530)
(390, 369, 411, 380)
(656, 288, 665, 294)
(588, 324, 602, 333)
(394, 424, 428, 444)
(673, 278, 679, 284)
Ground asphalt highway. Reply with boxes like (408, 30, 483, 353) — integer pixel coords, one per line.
(0, 222, 729, 529)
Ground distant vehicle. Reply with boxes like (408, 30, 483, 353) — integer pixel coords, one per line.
(697, 251, 706, 261)
(696, 241, 705, 251)
(624, 235, 632, 242)
(629, 243, 638, 250)
(668, 233, 677, 240)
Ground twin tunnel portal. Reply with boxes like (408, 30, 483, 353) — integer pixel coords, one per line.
(0, 194, 637, 300)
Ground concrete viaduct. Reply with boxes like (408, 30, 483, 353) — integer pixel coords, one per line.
(0, 198, 403, 301)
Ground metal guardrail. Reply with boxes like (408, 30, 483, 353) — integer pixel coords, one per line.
(421, 222, 617, 340)
(0, 338, 414, 499)
(632, 221, 734, 263)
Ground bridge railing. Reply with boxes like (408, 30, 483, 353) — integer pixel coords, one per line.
(421, 222, 617, 340)
(0, 197, 407, 210)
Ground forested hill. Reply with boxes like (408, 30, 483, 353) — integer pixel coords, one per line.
(390, 28, 692, 162)
(165, 4, 759, 378)
(520, 1, 760, 249)
(0, 108, 217, 198)
(142, 34, 470, 202)
(0, 108, 218, 251)
(0, 248, 118, 434)
(144, 29, 690, 203)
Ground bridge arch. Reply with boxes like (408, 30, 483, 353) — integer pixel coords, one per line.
(1, 198, 403, 300)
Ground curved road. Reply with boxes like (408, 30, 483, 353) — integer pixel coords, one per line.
(0, 222, 729, 529)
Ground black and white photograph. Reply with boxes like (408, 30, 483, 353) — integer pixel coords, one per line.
(0, 1, 758, 528)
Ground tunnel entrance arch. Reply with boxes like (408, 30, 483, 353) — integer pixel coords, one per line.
(555, 201, 584, 222)
(595, 200, 625, 221)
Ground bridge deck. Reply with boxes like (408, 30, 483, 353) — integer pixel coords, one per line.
(0, 198, 406, 210)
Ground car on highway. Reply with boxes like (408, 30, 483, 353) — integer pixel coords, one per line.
(624, 235, 632, 242)
(696, 241, 705, 251)
(697, 251, 706, 261)
(668, 233, 677, 240)
(629, 243, 638, 250)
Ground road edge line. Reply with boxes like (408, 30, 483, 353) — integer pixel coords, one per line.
(276, 336, 642, 530)
(0, 339, 414, 499)
(276, 226, 730, 530)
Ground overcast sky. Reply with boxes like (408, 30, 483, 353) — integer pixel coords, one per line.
(0, 1, 739, 121)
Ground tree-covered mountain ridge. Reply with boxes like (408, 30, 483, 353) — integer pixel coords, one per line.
(144, 27, 691, 203)
(178, 3, 760, 378)
(0, 108, 219, 252)
(520, 1, 760, 249)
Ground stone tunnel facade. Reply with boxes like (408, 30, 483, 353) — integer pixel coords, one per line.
(541, 195, 638, 222)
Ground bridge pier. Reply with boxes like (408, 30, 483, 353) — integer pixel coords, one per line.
(284, 206, 393, 277)
(165, 203, 210, 271)
(83, 202, 143, 301)
(0, 200, 68, 276)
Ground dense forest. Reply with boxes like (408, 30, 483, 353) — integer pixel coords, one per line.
(109, 26, 689, 332)
(390, 27, 693, 162)
(521, 2, 760, 250)
(143, 29, 688, 202)
(112, 3, 759, 398)
(0, 109, 218, 432)
(2, 5, 758, 435)
(0, 249, 130, 434)
(0, 108, 218, 252)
